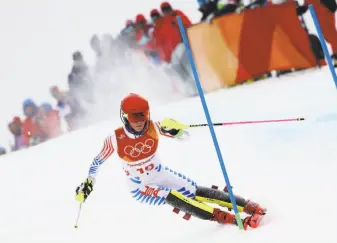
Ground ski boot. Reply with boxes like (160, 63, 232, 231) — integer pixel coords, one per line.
(212, 208, 263, 230)
(243, 214, 263, 230)
(196, 185, 266, 215)
(243, 200, 266, 216)
(211, 208, 237, 225)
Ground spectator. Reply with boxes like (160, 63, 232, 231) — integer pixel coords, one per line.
(160, 2, 192, 27)
(21, 99, 47, 147)
(68, 51, 93, 105)
(152, 2, 196, 95)
(0, 146, 6, 156)
(50, 86, 84, 131)
(198, 0, 218, 21)
(197, 0, 209, 8)
(100, 33, 115, 58)
(37, 103, 62, 139)
(198, 0, 241, 21)
(90, 34, 102, 58)
(152, 9, 182, 63)
(304, 0, 337, 66)
(8, 116, 25, 151)
(141, 9, 163, 64)
(119, 20, 137, 49)
(150, 9, 162, 23)
(134, 14, 154, 46)
(133, 14, 161, 64)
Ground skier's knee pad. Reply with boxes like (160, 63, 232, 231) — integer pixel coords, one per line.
(163, 167, 198, 198)
(165, 190, 214, 220)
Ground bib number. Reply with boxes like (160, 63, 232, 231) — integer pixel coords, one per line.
(136, 163, 155, 174)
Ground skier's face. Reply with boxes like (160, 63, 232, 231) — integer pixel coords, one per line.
(129, 120, 146, 132)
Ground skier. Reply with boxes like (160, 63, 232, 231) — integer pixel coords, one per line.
(75, 93, 266, 230)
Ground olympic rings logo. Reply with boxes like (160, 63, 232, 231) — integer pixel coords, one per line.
(124, 139, 155, 158)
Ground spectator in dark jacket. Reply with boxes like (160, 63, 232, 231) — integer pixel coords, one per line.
(199, 0, 241, 21)
(68, 51, 93, 105)
(304, 0, 337, 65)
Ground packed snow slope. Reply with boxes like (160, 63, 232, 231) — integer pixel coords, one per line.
(1, 66, 337, 243)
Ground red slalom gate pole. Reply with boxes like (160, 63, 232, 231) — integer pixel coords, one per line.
(188, 117, 305, 128)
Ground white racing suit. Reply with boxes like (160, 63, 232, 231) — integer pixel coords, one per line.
(85, 120, 265, 229)
(88, 120, 197, 206)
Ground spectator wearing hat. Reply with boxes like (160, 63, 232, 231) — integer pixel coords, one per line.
(37, 103, 62, 139)
(21, 99, 47, 147)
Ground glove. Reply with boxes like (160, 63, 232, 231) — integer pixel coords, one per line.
(160, 118, 188, 137)
(75, 177, 94, 203)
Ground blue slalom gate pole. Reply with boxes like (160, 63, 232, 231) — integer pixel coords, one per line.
(309, 5, 337, 89)
(176, 16, 244, 230)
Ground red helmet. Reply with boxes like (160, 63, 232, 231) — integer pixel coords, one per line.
(120, 93, 149, 123)
(160, 1, 172, 12)
(150, 9, 160, 17)
(135, 14, 146, 24)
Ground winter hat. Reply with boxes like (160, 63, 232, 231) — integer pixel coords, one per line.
(150, 9, 161, 17)
(23, 98, 35, 108)
(40, 102, 53, 112)
(22, 98, 37, 117)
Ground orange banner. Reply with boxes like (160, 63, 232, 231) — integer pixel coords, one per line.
(187, 2, 316, 92)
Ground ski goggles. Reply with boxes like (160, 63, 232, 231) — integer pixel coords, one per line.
(124, 111, 149, 123)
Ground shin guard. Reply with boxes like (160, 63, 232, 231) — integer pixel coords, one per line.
(195, 186, 247, 212)
(165, 190, 214, 220)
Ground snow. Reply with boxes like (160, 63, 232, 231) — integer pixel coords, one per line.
(1, 0, 337, 242)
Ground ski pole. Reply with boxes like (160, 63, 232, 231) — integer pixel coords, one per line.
(74, 203, 82, 229)
(188, 117, 305, 128)
(160, 117, 305, 130)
